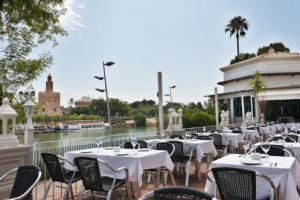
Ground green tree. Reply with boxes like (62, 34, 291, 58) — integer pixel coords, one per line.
(248, 71, 267, 122)
(0, 0, 67, 104)
(225, 16, 249, 56)
(134, 113, 147, 127)
(230, 53, 256, 64)
(257, 42, 290, 55)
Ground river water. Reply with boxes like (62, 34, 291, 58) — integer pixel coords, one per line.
(17, 126, 157, 144)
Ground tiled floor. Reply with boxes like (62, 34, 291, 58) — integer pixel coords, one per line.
(34, 160, 211, 200)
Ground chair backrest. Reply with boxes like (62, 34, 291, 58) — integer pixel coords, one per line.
(74, 157, 104, 192)
(169, 135, 184, 139)
(232, 130, 243, 134)
(255, 145, 291, 157)
(153, 186, 215, 200)
(287, 134, 298, 142)
(9, 165, 41, 200)
(269, 136, 295, 143)
(41, 153, 65, 182)
(210, 130, 222, 133)
(168, 141, 185, 162)
(190, 133, 198, 139)
(123, 141, 148, 149)
(212, 167, 256, 200)
(156, 142, 175, 156)
(209, 134, 223, 148)
(195, 135, 213, 141)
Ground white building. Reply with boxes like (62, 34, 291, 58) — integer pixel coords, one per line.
(208, 48, 300, 123)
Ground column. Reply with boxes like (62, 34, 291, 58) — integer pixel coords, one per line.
(250, 95, 253, 125)
(157, 72, 164, 136)
(230, 97, 234, 124)
(214, 87, 219, 129)
(241, 95, 245, 123)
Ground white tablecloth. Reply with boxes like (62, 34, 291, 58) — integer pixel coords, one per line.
(146, 139, 217, 162)
(242, 129, 260, 141)
(275, 124, 283, 132)
(64, 148, 174, 186)
(268, 125, 277, 135)
(205, 154, 300, 200)
(259, 127, 272, 136)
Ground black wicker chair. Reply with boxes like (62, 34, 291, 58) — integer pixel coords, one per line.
(169, 134, 184, 139)
(138, 186, 215, 200)
(121, 140, 148, 149)
(41, 153, 81, 200)
(232, 130, 243, 134)
(249, 145, 294, 157)
(169, 141, 193, 186)
(207, 167, 278, 200)
(194, 135, 213, 169)
(190, 133, 199, 139)
(146, 142, 176, 187)
(74, 156, 131, 200)
(0, 165, 41, 200)
(209, 133, 228, 157)
(210, 130, 222, 133)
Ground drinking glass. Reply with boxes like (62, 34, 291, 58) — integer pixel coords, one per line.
(203, 127, 206, 133)
(161, 131, 165, 140)
(243, 140, 251, 155)
(261, 141, 270, 160)
(282, 130, 287, 140)
(130, 134, 137, 150)
(185, 132, 190, 140)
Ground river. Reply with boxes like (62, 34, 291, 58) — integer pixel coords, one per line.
(17, 126, 157, 144)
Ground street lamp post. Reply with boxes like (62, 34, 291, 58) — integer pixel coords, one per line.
(95, 61, 115, 146)
(165, 85, 176, 108)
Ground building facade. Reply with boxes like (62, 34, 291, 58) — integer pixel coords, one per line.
(37, 74, 61, 116)
(209, 48, 300, 123)
(75, 96, 93, 107)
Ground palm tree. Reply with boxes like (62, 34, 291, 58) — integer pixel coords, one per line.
(248, 71, 267, 123)
(225, 16, 249, 56)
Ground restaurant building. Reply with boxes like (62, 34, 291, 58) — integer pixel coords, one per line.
(208, 47, 300, 123)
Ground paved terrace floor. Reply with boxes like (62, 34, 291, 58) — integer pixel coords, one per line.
(34, 158, 212, 200)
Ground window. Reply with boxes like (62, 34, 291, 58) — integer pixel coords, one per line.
(54, 108, 56, 112)
(49, 100, 51, 102)
(42, 108, 45, 112)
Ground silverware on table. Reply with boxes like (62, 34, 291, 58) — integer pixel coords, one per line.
(274, 162, 277, 167)
(270, 163, 273, 167)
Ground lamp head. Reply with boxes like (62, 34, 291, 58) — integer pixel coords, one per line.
(164, 94, 170, 97)
(170, 85, 176, 89)
(94, 76, 104, 80)
(104, 61, 115, 66)
(23, 101, 35, 118)
(95, 88, 105, 92)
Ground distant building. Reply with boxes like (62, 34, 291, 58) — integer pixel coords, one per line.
(74, 96, 93, 107)
(207, 46, 300, 123)
(37, 74, 61, 116)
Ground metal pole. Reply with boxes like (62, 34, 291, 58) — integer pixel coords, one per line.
(158, 72, 164, 137)
(214, 87, 219, 129)
(169, 86, 173, 108)
(103, 62, 113, 145)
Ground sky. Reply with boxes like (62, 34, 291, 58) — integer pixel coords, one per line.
(29, 0, 300, 107)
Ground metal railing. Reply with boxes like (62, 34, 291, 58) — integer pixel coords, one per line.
(184, 123, 243, 133)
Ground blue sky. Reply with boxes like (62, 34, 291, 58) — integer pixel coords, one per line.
(31, 0, 300, 106)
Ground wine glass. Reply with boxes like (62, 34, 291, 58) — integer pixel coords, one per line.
(161, 131, 165, 140)
(282, 129, 287, 141)
(243, 140, 251, 156)
(261, 140, 270, 160)
(96, 137, 103, 150)
(130, 134, 137, 150)
(203, 127, 206, 133)
(185, 132, 190, 140)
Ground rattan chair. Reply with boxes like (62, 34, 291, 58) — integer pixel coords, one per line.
(169, 141, 193, 186)
(146, 142, 176, 187)
(121, 140, 148, 149)
(209, 133, 228, 157)
(195, 135, 213, 169)
(207, 167, 279, 200)
(138, 186, 215, 200)
(210, 130, 222, 133)
(41, 153, 81, 200)
(74, 156, 132, 200)
(232, 130, 243, 134)
(249, 144, 294, 157)
(169, 134, 185, 139)
(190, 133, 199, 139)
(268, 136, 296, 143)
(0, 165, 41, 200)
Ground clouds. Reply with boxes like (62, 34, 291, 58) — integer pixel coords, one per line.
(60, 0, 87, 31)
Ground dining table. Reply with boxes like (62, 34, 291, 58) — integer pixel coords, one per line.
(205, 154, 300, 200)
(63, 147, 174, 196)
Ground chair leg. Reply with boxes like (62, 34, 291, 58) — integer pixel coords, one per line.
(78, 185, 84, 200)
(69, 185, 74, 200)
(164, 171, 168, 185)
(63, 171, 77, 200)
(126, 180, 132, 200)
(206, 153, 210, 170)
(176, 162, 180, 173)
(147, 172, 151, 183)
(162, 167, 166, 187)
(168, 171, 176, 186)
(42, 179, 52, 200)
(185, 162, 190, 187)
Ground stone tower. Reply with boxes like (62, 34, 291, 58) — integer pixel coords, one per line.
(37, 74, 61, 116)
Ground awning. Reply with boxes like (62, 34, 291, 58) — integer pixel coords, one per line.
(258, 88, 300, 101)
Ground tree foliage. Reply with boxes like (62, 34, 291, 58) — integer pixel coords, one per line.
(257, 42, 290, 55)
(225, 16, 249, 56)
(230, 53, 256, 64)
(0, 0, 67, 104)
(134, 113, 147, 127)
